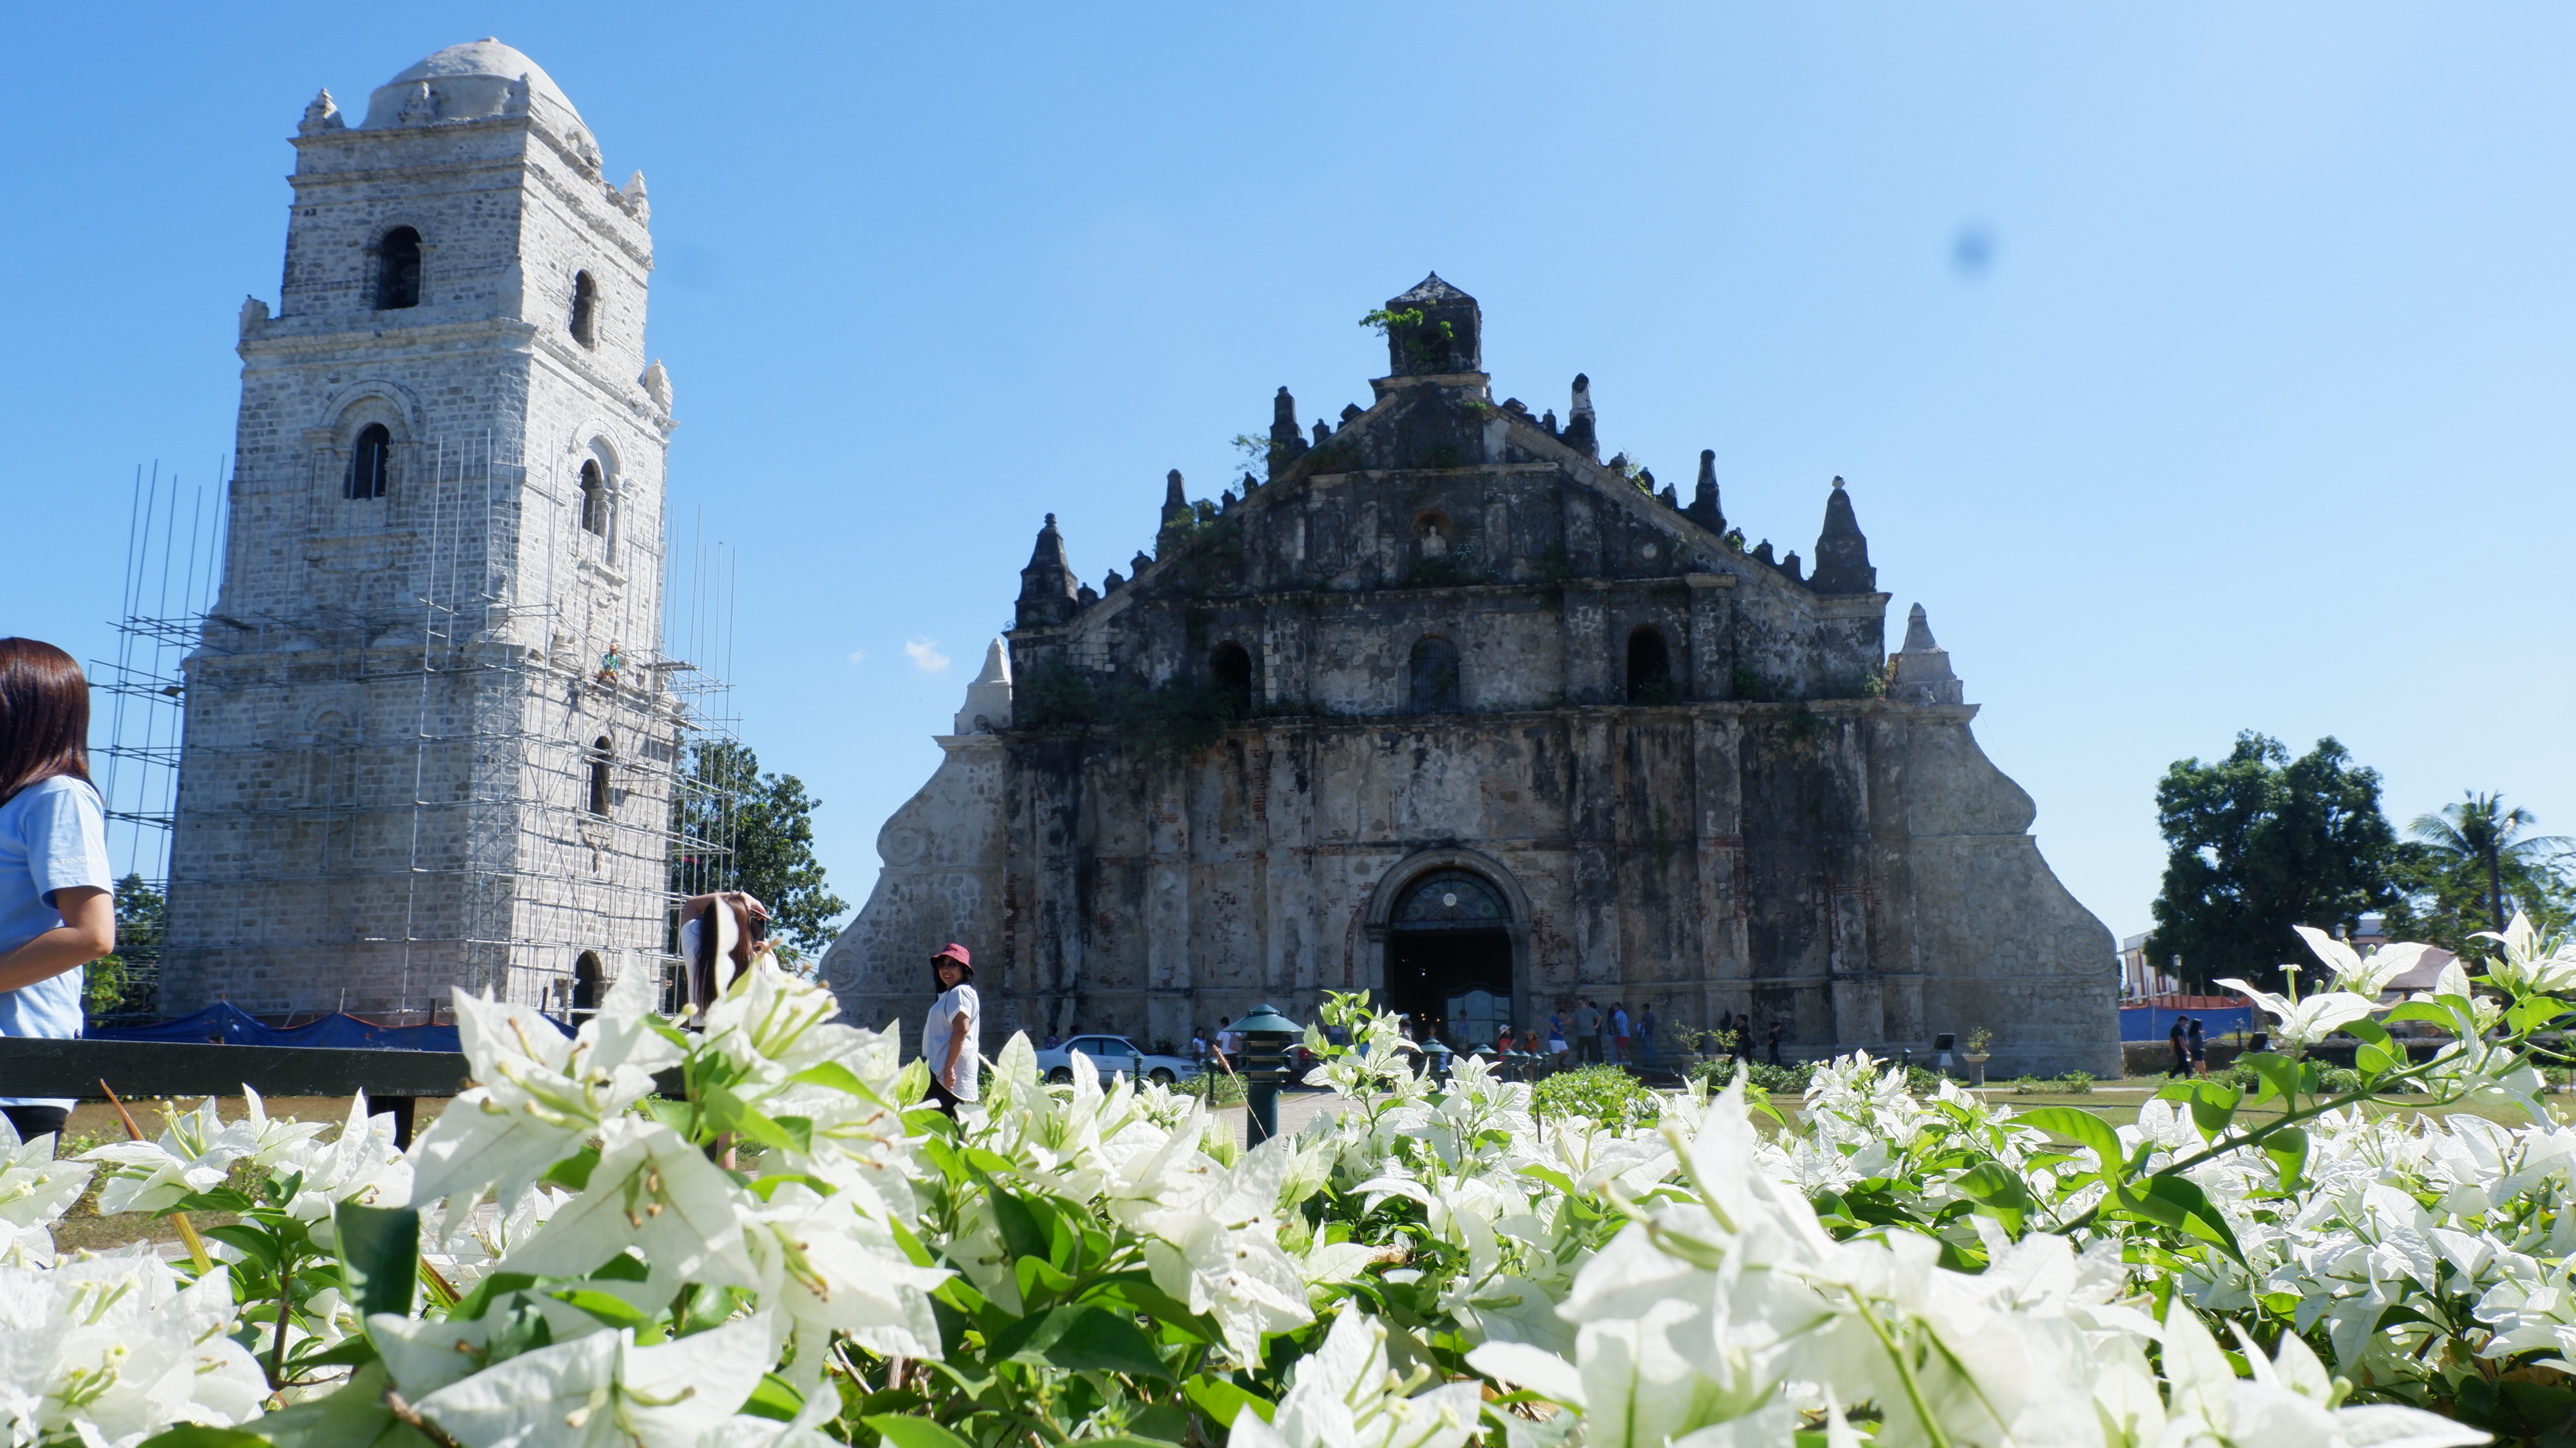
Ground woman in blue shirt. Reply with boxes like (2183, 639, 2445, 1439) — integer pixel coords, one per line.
(0, 639, 116, 1147)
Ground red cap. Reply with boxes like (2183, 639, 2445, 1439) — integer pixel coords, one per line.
(933, 943, 971, 968)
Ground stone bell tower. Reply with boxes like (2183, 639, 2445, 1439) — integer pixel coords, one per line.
(162, 40, 682, 1019)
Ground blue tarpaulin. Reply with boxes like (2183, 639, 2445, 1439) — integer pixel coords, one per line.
(2119, 1005, 2259, 1042)
(86, 1003, 570, 1051)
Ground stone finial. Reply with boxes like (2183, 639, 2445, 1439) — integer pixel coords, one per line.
(1809, 476, 1877, 594)
(299, 88, 344, 135)
(619, 171, 651, 224)
(1657, 485, 1679, 509)
(1221, 488, 1238, 512)
(1637, 466, 1656, 493)
(1267, 386, 1307, 480)
(1381, 273, 1482, 377)
(501, 73, 532, 118)
(1340, 403, 1365, 425)
(640, 360, 673, 413)
(1015, 514, 1080, 630)
(1312, 419, 1331, 445)
(1077, 583, 1100, 606)
(1889, 602, 1964, 705)
(1160, 468, 1188, 528)
(1541, 409, 1558, 434)
(394, 80, 437, 126)
(954, 637, 1015, 734)
(1781, 550, 1805, 582)
(1131, 550, 1153, 576)
(1102, 569, 1125, 593)
(1687, 449, 1725, 534)
(238, 296, 270, 338)
(1564, 374, 1598, 458)
(1752, 539, 1776, 564)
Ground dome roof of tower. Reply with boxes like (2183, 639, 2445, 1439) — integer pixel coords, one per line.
(362, 39, 581, 129)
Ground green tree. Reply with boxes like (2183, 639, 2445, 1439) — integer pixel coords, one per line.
(84, 873, 168, 1020)
(2145, 733, 2399, 993)
(670, 740, 849, 961)
(2403, 792, 2570, 937)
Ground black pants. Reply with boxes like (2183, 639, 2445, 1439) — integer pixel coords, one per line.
(925, 1077, 962, 1118)
(2, 1105, 67, 1146)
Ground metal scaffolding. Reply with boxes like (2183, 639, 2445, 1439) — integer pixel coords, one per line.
(98, 434, 745, 1023)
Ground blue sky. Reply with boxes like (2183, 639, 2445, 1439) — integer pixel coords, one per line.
(7, 4, 2572, 946)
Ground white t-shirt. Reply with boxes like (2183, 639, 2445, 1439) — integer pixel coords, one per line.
(0, 777, 113, 1111)
(923, 983, 981, 1101)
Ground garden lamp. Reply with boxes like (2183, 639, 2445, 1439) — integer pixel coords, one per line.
(1234, 1003, 1303, 1146)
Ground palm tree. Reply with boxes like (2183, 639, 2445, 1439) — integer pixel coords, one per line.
(2408, 792, 2571, 934)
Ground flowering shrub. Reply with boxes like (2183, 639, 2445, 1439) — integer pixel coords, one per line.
(9, 915, 2576, 1444)
(1527, 1064, 1660, 1132)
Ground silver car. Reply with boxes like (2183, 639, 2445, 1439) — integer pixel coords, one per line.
(1033, 1033, 1202, 1086)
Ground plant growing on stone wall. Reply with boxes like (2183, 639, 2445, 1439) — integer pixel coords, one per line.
(1728, 664, 1773, 702)
(1016, 658, 1098, 729)
(1109, 674, 1244, 765)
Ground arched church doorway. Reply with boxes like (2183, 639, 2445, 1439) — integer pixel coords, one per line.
(1386, 869, 1513, 1050)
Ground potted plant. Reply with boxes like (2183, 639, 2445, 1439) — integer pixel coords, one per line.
(1963, 1026, 1994, 1087)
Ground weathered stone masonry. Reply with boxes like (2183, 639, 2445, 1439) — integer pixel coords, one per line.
(163, 43, 680, 1018)
(824, 278, 2119, 1076)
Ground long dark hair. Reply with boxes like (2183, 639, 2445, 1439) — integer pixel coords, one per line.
(0, 639, 92, 807)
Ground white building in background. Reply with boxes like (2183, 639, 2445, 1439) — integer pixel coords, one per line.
(2119, 931, 2179, 999)
(163, 41, 683, 1019)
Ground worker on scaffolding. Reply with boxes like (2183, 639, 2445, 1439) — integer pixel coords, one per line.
(597, 641, 625, 691)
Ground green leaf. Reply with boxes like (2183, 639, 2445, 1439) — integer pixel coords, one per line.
(540, 1146, 601, 1192)
(865, 1415, 975, 1448)
(2124, 1174, 2245, 1266)
(334, 1203, 420, 1319)
(2263, 1127, 2311, 1192)
(2188, 1081, 2239, 1142)
(293, 1333, 382, 1369)
(2510, 997, 2570, 1034)
(1184, 1373, 1277, 1427)
(985, 1187, 1052, 1265)
(989, 1303, 1173, 1381)
(2018, 1107, 2126, 1183)
(445, 1271, 538, 1322)
(202, 1223, 282, 1273)
(2242, 1053, 2303, 1107)
(549, 1288, 653, 1330)
(786, 1060, 892, 1105)
(739, 1371, 805, 1423)
(1952, 1161, 2032, 1232)
(589, 1251, 652, 1283)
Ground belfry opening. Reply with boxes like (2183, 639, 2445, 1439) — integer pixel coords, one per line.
(1385, 870, 1512, 1050)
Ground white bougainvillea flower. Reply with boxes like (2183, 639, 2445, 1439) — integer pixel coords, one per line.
(409, 969, 682, 1229)
(1141, 1136, 1316, 1364)
(2158, 1300, 2486, 1447)
(742, 1182, 950, 1369)
(0, 1245, 269, 1446)
(83, 1087, 320, 1216)
(413, 1309, 778, 1448)
(2216, 978, 2381, 1050)
(0, 1112, 94, 1268)
(2476, 911, 2576, 997)
(2295, 925, 2435, 999)
(498, 1116, 759, 1291)
(1235, 1306, 1484, 1448)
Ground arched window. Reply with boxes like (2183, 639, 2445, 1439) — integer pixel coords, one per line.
(1409, 636, 1462, 714)
(587, 736, 613, 816)
(1626, 625, 1674, 705)
(569, 271, 598, 348)
(572, 951, 603, 1014)
(579, 459, 610, 537)
(344, 423, 391, 499)
(1209, 642, 1253, 714)
(375, 227, 422, 310)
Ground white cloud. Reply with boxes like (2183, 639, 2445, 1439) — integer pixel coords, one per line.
(846, 648, 868, 666)
(904, 637, 950, 672)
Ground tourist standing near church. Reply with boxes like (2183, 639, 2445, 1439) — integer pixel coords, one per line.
(1636, 1006, 1657, 1069)
(923, 944, 979, 1116)
(1572, 1000, 1601, 1065)
(1609, 1003, 1631, 1065)
(0, 640, 116, 1149)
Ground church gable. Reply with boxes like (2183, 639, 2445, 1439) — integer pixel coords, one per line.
(1012, 276, 1893, 713)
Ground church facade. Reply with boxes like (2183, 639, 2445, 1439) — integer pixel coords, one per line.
(822, 277, 2119, 1076)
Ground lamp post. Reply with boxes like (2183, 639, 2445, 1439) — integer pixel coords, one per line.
(1233, 1003, 1303, 1147)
